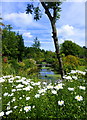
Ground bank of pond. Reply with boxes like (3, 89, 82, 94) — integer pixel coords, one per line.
(37, 64, 61, 83)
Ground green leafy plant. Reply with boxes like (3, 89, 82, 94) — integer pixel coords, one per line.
(1, 70, 86, 119)
(63, 55, 80, 73)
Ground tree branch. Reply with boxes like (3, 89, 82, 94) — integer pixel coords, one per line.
(53, 7, 57, 23)
(40, 2, 53, 21)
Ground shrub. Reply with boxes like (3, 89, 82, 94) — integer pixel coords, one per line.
(63, 55, 79, 73)
(79, 58, 86, 66)
(18, 62, 25, 68)
(51, 59, 60, 73)
(2, 63, 16, 75)
(23, 59, 36, 69)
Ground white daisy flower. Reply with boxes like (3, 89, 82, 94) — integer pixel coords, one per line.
(54, 83, 63, 90)
(68, 87, 74, 91)
(3, 92, 9, 96)
(14, 106, 18, 109)
(47, 85, 53, 89)
(0, 78, 5, 83)
(35, 94, 40, 98)
(24, 106, 31, 112)
(26, 97, 30, 100)
(72, 76, 77, 80)
(79, 86, 86, 90)
(51, 90, 57, 94)
(58, 100, 64, 106)
(16, 84, 24, 88)
(6, 110, 12, 115)
(0, 111, 4, 117)
(75, 95, 83, 101)
(38, 89, 46, 94)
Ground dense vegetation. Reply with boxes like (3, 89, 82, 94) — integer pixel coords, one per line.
(2, 25, 87, 77)
(1, 1, 86, 118)
(0, 70, 86, 119)
(1, 24, 87, 120)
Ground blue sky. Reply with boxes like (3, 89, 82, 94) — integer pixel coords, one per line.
(1, 1, 85, 51)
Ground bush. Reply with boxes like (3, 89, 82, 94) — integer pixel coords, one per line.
(63, 55, 79, 73)
(2, 63, 16, 75)
(2, 58, 38, 77)
(51, 59, 60, 73)
(23, 59, 36, 69)
(79, 58, 86, 66)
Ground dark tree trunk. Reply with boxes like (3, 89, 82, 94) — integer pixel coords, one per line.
(51, 21, 64, 79)
(40, 2, 65, 79)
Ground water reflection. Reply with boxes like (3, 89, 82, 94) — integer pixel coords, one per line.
(38, 65, 61, 83)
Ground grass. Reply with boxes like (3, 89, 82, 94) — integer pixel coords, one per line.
(41, 67, 50, 69)
(47, 74, 61, 79)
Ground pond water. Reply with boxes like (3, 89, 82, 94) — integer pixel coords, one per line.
(38, 65, 62, 83)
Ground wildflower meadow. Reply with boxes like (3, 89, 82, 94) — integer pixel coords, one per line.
(0, 70, 86, 119)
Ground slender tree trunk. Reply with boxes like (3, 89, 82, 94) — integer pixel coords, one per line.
(40, 2, 64, 79)
(51, 21, 64, 79)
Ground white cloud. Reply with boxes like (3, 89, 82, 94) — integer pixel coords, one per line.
(3, 12, 33, 28)
(23, 32, 33, 38)
(40, 41, 52, 43)
(58, 25, 74, 37)
(58, 24, 85, 46)
(24, 40, 33, 43)
(3, 11, 46, 30)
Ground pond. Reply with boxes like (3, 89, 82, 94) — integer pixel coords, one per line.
(38, 64, 62, 83)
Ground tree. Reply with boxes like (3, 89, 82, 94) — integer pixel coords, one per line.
(0, 16, 5, 34)
(16, 32, 25, 62)
(2, 26, 19, 59)
(26, 2, 64, 79)
(2, 26, 24, 61)
(60, 40, 84, 57)
(32, 37, 40, 49)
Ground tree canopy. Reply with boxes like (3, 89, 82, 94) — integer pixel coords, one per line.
(2, 26, 24, 61)
(32, 37, 40, 49)
(60, 40, 84, 58)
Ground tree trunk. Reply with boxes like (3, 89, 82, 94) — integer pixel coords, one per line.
(51, 21, 64, 79)
(40, 2, 64, 79)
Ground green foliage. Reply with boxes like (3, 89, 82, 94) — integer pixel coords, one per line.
(16, 33, 25, 62)
(26, 4, 42, 21)
(24, 47, 44, 64)
(2, 58, 38, 78)
(1, 71, 86, 119)
(60, 40, 84, 57)
(2, 26, 24, 61)
(26, 2, 62, 21)
(2, 63, 16, 75)
(63, 55, 80, 73)
(32, 37, 40, 49)
(79, 58, 86, 66)
(23, 59, 36, 69)
(51, 59, 60, 73)
(44, 51, 56, 64)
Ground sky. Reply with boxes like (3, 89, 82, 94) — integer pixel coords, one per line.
(0, 0, 86, 51)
